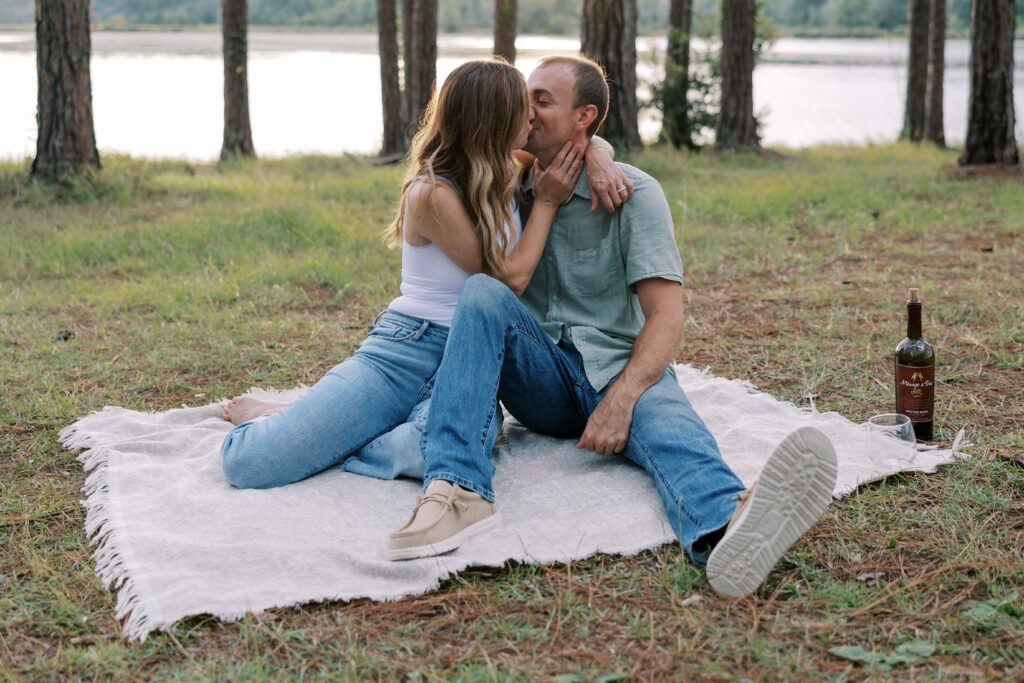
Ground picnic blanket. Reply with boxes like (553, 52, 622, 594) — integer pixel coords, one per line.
(60, 364, 966, 641)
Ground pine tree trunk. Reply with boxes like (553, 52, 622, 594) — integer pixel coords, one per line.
(32, 0, 100, 181)
(960, 0, 1018, 166)
(902, 0, 930, 141)
(220, 0, 255, 160)
(715, 0, 759, 150)
(377, 0, 406, 155)
(662, 0, 694, 149)
(494, 0, 517, 63)
(924, 0, 946, 145)
(402, 0, 437, 130)
(581, 0, 642, 149)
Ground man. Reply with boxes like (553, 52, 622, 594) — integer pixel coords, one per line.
(386, 55, 838, 598)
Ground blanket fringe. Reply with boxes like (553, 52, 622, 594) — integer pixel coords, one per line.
(59, 422, 94, 452)
(59, 407, 125, 452)
(71, 430, 162, 642)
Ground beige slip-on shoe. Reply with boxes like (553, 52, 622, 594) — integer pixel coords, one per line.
(706, 426, 838, 598)
(386, 479, 502, 561)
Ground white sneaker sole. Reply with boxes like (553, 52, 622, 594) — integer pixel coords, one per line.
(706, 426, 837, 598)
(385, 512, 504, 561)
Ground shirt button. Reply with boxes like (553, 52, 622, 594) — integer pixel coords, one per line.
(552, 294, 560, 302)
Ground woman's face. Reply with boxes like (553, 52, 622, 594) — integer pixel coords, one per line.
(513, 114, 531, 150)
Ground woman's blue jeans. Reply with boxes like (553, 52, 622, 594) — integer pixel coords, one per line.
(421, 275, 746, 565)
(220, 310, 500, 488)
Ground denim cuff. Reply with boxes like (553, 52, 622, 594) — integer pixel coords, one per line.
(685, 498, 739, 566)
(424, 472, 495, 503)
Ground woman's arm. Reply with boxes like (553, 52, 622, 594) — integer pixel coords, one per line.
(408, 142, 582, 295)
(585, 134, 635, 213)
(500, 141, 583, 296)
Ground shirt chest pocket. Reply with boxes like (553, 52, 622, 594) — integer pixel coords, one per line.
(561, 240, 620, 297)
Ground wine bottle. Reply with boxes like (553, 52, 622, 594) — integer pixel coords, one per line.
(895, 287, 935, 440)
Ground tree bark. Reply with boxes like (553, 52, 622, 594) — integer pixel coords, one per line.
(663, 0, 694, 149)
(902, 0, 930, 141)
(715, 0, 759, 150)
(581, 0, 642, 149)
(220, 0, 255, 160)
(494, 0, 517, 63)
(924, 0, 946, 145)
(377, 0, 406, 155)
(401, 0, 437, 130)
(32, 0, 100, 181)
(960, 0, 1018, 166)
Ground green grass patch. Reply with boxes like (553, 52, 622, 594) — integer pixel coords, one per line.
(2, 145, 1023, 680)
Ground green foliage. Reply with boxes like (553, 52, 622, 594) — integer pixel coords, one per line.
(4, 0, 1022, 32)
(644, 3, 775, 148)
(646, 32, 719, 148)
(0, 0, 29, 23)
(830, 640, 936, 671)
(962, 592, 1023, 624)
(6, 1, 1021, 36)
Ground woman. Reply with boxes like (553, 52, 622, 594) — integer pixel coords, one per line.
(219, 59, 630, 488)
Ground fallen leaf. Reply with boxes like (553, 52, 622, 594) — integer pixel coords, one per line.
(680, 594, 703, 607)
(829, 646, 888, 669)
(857, 571, 886, 586)
(894, 640, 936, 658)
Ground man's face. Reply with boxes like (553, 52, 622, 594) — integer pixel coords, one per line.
(525, 63, 580, 160)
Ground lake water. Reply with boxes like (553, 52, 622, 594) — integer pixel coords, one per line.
(1, 30, 1022, 160)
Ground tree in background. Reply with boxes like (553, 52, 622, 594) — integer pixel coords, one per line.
(377, 0, 406, 156)
(715, 0, 758, 150)
(220, 0, 255, 159)
(959, 0, 1018, 166)
(923, 0, 945, 146)
(494, 0, 517, 62)
(661, 0, 695, 149)
(32, 0, 100, 180)
(901, 0, 929, 141)
(402, 0, 437, 130)
(581, 0, 642, 149)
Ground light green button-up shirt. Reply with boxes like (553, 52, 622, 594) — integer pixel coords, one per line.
(520, 163, 684, 392)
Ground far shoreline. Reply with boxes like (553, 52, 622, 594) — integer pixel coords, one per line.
(0, 142, 969, 168)
(0, 23, 990, 41)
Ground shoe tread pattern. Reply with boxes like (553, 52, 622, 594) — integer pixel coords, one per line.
(706, 426, 837, 598)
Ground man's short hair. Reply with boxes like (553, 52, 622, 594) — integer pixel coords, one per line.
(537, 54, 609, 137)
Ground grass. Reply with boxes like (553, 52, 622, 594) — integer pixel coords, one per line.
(1, 144, 1023, 681)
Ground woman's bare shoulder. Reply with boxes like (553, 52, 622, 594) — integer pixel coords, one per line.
(404, 177, 473, 245)
(406, 177, 464, 212)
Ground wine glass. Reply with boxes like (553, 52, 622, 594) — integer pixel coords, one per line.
(867, 414, 917, 445)
(865, 413, 917, 466)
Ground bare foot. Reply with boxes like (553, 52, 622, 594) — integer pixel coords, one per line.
(223, 395, 289, 425)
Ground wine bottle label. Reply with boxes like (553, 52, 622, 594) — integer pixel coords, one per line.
(895, 363, 935, 423)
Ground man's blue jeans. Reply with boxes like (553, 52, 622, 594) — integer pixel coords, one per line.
(421, 275, 746, 565)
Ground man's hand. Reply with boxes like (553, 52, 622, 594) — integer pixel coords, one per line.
(577, 278, 684, 456)
(576, 381, 639, 455)
(585, 145, 634, 213)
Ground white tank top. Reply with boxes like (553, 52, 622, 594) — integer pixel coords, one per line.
(388, 199, 523, 327)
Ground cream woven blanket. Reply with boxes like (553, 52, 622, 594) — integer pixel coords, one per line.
(60, 364, 965, 641)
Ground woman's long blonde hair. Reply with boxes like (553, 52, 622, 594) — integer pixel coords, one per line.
(387, 58, 528, 276)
